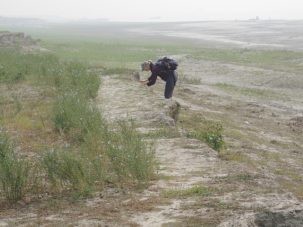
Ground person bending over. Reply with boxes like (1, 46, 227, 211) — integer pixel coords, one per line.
(140, 57, 178, 99)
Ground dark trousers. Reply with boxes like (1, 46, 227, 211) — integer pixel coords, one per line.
(164, 70, 178, 99)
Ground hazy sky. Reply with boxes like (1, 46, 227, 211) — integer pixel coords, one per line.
(1, 0, 302, 21)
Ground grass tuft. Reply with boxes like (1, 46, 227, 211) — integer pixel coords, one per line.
(42, 149, 91, 196)
(0, 132, 30, 203)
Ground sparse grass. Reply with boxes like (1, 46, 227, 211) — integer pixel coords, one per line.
(275, 166, 302, 182)
(221, 173, 257, 182)
(0, 49, 59, 85)
(180, 111, 225, 151)
(42, 120, 156, 195)
(189, 127, 224, 151)
(214, 83, 285, 99)
(218, 150, 253, 163)
(53, 93, 104, 141)
(193, 48, 303, 73)
(162, 185, 211, 199)
(102, 67, 135, 75)
(178, 73, 201, 85)
(143, 127, 180, 139)
(54, 61, 100, 99)
(0, 49, 100, 99)
(167, 218, 221, 227)
(42, 149, 92, 197)
(0, 132, 31, 203)
(105, 121, 156, 184)
(278, 179, 303, 199)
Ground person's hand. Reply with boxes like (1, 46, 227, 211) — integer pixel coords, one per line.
(139, 80, 148, 85)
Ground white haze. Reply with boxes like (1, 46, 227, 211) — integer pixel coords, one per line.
(0, 0, 303, 22)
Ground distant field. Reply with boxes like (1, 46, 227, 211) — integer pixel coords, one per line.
(1, 21, 303, 71)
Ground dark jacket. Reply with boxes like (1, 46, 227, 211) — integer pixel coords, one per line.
(147, 63, 170, 86)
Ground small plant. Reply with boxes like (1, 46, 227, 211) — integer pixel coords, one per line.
(0, 132, 30, 203)
(183, 113, 225, 152)
(203, 129, 225, 152)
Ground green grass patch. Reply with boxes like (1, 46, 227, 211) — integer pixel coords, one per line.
(0, 49, 58, 85)
(180, 111, 225, 151)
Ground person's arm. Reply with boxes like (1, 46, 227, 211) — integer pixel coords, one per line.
(146, 72, 157, 86)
